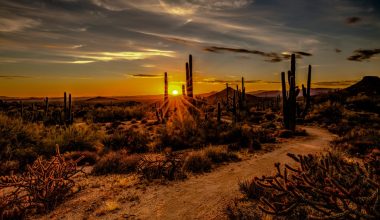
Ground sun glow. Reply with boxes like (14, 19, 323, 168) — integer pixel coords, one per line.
(172, 90, 179, 96)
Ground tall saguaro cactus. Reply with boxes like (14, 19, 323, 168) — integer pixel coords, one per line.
(281, 54, 298, 131)
(185, 54, 194, 99)
(217, 102, 221, 123)
(68, 93, 72, 124)
(63, 92, 67, 124)
(164, 72, 168, 103)
(44, 97, 49, 116)
(302, 65, 312, 117)
(189, 54, 193, 98)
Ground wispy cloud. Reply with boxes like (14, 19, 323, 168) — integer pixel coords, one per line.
(346, 16, 361, 24)
(0, 17, 39, 32)
(200, 78, 280, 84)
(313, 80, 357, 86)
(347, 49, 380, 61)
(204, 46, 312, 62)
(0, 75, 31, 79)
(128, 74, 163, 78)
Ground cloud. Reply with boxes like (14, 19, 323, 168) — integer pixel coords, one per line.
(204, 46, 312, 62)
(347, 49, 380, 61)
(128, 74, 163, 78)
(313, 80, 357, 87)
(0, 17, 39, 32)
(346, 16, 361, 24)
(0, 75, 31, 79)
(200, 78, 280, 84)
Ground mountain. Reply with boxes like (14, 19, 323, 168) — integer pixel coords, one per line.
(247, 88, 336, 97)
(343, 76, 380, 96)
(205, 87, 261, 105)
(85, 96, 119, 102)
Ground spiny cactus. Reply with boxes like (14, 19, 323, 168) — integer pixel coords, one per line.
(226, 83, 229, 110)
(241, 153, 379, 219)
(0, 145, 84, 219)
(281, 54, 299, 131)
(164, 72, 168, 103)
(44, 97, 49, 117)
(217, 102, 221, 123)
(301, 64, 312, 117)
(185, 55, 194, 99)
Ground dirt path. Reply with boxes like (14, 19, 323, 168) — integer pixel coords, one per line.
(36, 126, 334, 220)
(131, 126, 334, 219)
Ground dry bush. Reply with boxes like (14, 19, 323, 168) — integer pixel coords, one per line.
(182, 151, 212, 173)
(0, 145, 84, 219)
(306, 101, 344, 125)
(0, 114, 41, 170)
(92, 150, 140, 175)
(332, 128, 380, 155)
(64, 151, 99, 166)
(102, 129, 149, 153)
(203, 146, 239, 163)
(86, 106, 145, 123)
(137, 153, 186, 180)
(234, 153, 379, 219)
(41, 125, 99, 154)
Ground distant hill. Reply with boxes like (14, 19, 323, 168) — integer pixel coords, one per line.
(85, 96, 119, 102)
(248, 88, 336, 97)
(205, 87, 261, 105)
(342, 76, 380, 96)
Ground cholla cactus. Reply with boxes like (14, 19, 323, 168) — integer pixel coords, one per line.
(241, 153, 379, 219)
(0, 145, 84, 219)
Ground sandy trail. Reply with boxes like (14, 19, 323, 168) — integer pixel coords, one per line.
(35, 126, 334, 220)
(131, 126, 334, 219)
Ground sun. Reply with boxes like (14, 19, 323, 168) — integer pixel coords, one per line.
(172, 90, 179, 96)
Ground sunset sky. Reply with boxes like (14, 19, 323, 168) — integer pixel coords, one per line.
(0, 0, 379, 97)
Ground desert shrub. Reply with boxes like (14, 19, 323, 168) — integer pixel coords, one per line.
(137, 154, 185, 180)
(86, 106, 145, 123)
(346, 93, 380, 113)
(158, 118, 204, 150)
(102, 129, 149, 153)
(182, 151, 212, 173)
(203, 146, 239, 163)
(234, 153, 379, 219)
(92, 150, 140, 175)
(278, 129, 293, 138)
(306, 101, 344, 125)
(41, 125, 99, 154)
(0, 160, 19, 176)
(64, 151, 99, 166)
(0, 114, 41, 169)
(0, 146, 83, 219)
(332, 128, 380, 155)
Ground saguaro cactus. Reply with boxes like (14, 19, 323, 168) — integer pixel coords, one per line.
(281, 54, 298, 131)
(44, 97, 49, 116)
(188, 54, 193, 98)
(301, 65, 312, 117)
(226, 83, 229, 110)
(164, 72, 168, 103)
(217, 102, 221, 123)
(63, 92, 67, 123)
(68, 94, 72, 124)
(241, 77, 246, 106)
(186, 62, 189, 96)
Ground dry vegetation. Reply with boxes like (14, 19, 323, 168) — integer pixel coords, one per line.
(0, 54, 378, 219)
